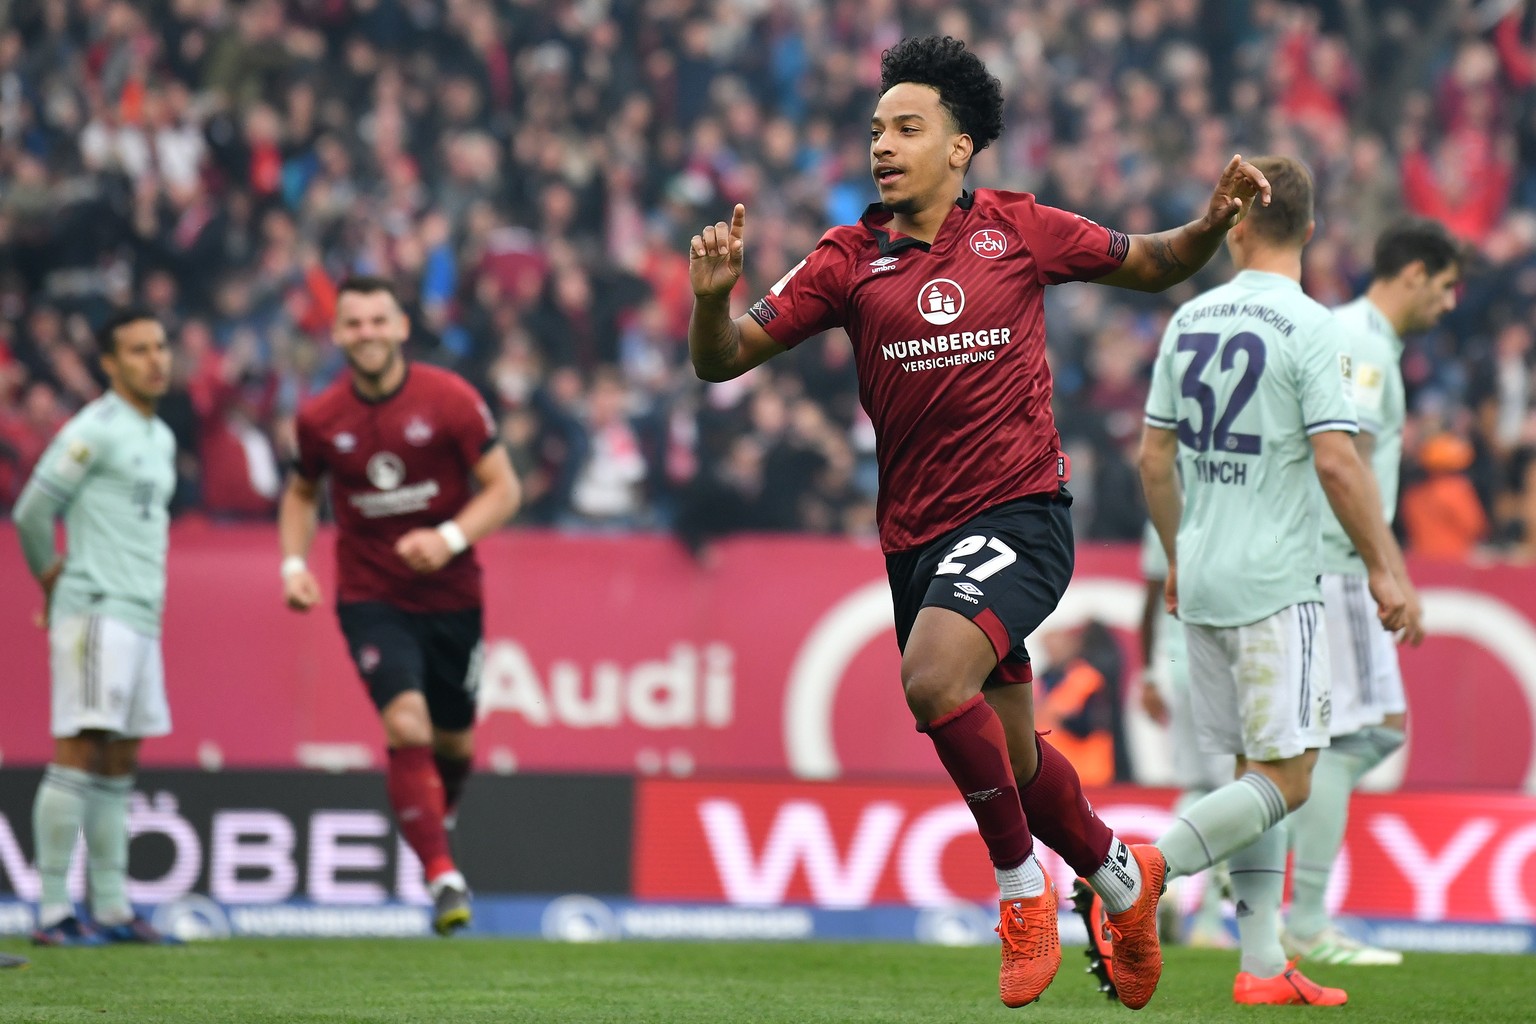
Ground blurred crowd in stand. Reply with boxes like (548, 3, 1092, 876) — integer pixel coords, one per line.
(5, 0, 1536, 562)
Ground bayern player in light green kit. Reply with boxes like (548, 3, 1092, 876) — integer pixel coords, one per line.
(12, 309, 182, 947)
(1282, 219, 1461, 967)
(1138, 156, 1414, 1006)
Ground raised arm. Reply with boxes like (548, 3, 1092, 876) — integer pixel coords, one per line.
(689, 204, 787, 382)
(1095, 155, 1272, 293)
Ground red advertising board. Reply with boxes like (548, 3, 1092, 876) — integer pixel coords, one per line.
(1, 524, 1535, 791)
(634, 779, 1536, 924)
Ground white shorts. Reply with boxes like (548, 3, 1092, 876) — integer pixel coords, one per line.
(1167, 674, 1236, 791)
(1321, 573, 1407, 736)
(49, 614, 171, 739)
(1185, 602, 1332, 761)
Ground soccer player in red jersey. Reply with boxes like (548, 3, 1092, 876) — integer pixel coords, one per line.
(278, 276, 520, 936)
(688, 37, 1269, 1009)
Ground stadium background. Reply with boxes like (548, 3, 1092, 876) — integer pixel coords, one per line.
(2, 0, 1535, 951)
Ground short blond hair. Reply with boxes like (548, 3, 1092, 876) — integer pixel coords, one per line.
(1244, 156, 1313, 247)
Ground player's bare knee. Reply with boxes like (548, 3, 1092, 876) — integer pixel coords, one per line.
(1277, 759, 1316, 811)
(1281, 775, 1312, 812)
(901, 664, 971, 724)
(380, 694, 433, 747)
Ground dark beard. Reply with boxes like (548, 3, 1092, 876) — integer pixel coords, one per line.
(345, 345, 402, 390)
(881, 197, 918, 215)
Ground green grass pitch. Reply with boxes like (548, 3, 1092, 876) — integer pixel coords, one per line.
(0, 938, 1529, 1023)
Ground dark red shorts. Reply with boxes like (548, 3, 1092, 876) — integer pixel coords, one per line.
(336, 602, 483, 730)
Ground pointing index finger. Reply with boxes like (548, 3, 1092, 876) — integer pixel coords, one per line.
(730, 203, 746, 242)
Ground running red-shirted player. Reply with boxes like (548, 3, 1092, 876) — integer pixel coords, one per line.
(689, 37, 1269, 1009)
(278, 276, 520, 936)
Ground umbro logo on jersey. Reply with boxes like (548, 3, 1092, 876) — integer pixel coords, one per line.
(969, 228, 1008, 259)
(954, 581, 984, 596)
(748, 297, 779, 325)
(334, 432, 357, 453)
(917, 278, 965, 326)
(1107, 228, 1130, 263)
(869, 255, 900, 273)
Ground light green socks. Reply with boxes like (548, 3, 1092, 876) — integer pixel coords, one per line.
(1172, 789, 1230, 937)
(1157, 772, 1288, 881)
(32, 765, 91, 928)
(85, 774, 135, 926)
(1287, 728, 1404, 939)
(1231, 822, 1289, 977)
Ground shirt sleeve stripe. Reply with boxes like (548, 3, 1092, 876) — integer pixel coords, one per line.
(1144, 413, 1177, 428)
(1306, 419, 1359, 436)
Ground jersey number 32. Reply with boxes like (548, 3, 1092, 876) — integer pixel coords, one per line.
(1176, 331, 1267, 454)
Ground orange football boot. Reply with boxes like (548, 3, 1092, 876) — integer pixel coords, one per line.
(1103, 844, 1168, 1010)
(996, 880, 1062, 1007)
(1233, 961, 1348, 1006)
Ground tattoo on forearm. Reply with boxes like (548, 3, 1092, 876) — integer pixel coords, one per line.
(1147, 236, 1190, 277)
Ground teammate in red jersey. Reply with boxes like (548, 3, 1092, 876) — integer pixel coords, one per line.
(688, 36, 1269, 1009)
(278, 276, 520, 936)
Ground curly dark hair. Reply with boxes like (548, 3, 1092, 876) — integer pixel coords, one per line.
(879, 36, 1004, 154)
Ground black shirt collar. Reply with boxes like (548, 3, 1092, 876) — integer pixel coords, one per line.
(860, 190, 975, 255)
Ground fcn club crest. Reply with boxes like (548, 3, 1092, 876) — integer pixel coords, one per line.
(969, 228, 1008, 259)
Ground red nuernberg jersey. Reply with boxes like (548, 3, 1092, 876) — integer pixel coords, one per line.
(748, 189, 1128, 552)
(295, 363, 498, 612)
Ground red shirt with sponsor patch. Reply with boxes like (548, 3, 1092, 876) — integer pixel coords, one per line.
(748, 189, 1128, 552)
(294, 363, 497, 611)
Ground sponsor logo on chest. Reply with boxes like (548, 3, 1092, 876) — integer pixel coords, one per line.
(367, 452, 407, 491)
(348, 448, 441, 518)
(871, 274, 1014, 373)
(917, 278, 965, 326)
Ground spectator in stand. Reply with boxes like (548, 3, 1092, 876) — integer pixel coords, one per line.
(1402, 433, 1489, 559)
(0, 0, 1535, 557)
(0, 382, 69, 504)
(1033, 627, 1117, 788)
(567, 368, 648, 529)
